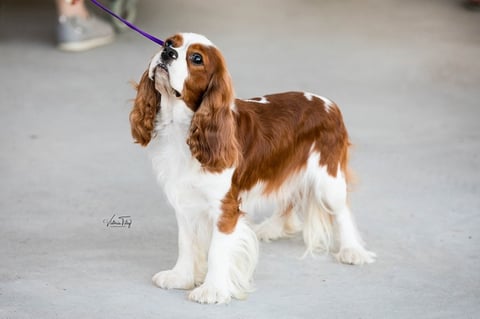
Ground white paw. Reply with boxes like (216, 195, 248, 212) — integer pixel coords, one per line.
(152, 270, 194, 290)
(254, 223, 280, 242)
(254, 222, 292, 242)
(254, 214, 301, 242)
(188, 283, 231, 304)
(335, 247, 376, 265)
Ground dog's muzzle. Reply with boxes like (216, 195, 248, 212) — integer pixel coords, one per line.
(161, 46, 178, 62)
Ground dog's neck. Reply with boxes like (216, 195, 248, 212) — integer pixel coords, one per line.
(156, 93, 193, 131)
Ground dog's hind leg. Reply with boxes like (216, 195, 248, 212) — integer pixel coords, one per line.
(308, 162, 376, 264)
(333, 205, 376, 265)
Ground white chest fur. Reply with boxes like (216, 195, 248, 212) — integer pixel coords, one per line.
(148, 98, 234, 218)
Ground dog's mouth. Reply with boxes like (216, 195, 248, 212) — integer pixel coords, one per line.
(157, 62, 169, 74)
(152, 62, 182, 98)
(154, 64, 181, 98)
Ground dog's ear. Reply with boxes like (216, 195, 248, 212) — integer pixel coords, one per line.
(186, 47, 240, 172)
(129, 69, 160, 146)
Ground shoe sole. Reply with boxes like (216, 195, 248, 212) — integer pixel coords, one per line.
(58, 34, 115, 52)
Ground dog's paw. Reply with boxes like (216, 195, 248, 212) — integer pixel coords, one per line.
(152, 270, 195, 290)
(188, 283, 231, 304)
(254, 222, 283, 242)
(335, 247, 376, 265)
(254, 213, 301, 242)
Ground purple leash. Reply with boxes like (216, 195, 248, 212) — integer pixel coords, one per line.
(89, 0, 164, 46)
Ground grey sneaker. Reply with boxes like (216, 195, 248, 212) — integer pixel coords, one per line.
(57, 15, 115, 52)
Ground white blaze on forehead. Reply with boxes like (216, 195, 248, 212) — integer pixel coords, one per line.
(304, 92, 335, 112)
(181, 32, 214, 47)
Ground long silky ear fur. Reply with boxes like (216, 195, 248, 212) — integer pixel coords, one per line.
(129, 70, 160, 146)
(187, 51, 240, 172)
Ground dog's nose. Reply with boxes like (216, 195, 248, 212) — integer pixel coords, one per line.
(161, 46, 178, 62)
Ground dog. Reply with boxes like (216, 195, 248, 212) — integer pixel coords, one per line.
(129, 32, 375, 304)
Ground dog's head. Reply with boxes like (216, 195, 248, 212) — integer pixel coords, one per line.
(130, 33, 239, 171)
(148, 33, 233, 111)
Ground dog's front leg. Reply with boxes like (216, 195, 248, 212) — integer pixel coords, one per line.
(188, 210, 259, 304)
(152, 211, 200, 290)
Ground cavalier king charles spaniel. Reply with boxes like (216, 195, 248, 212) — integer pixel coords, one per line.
(130, 33, 375, 304)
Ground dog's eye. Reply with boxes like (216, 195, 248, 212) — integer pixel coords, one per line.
(165, 40, 173, 47)
(191, 53, 203, 65)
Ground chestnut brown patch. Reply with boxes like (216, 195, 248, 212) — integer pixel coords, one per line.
(129, 70, 160, 146)
(232, 92, 350, 195)
(164, 34, 184, 48)
(185, 44, 240, 173)
(216, 92, 350, 235)
(218, 186, 244, 234)
(182, 44, 225, 112)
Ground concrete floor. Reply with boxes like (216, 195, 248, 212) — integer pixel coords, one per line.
(1, 0, 479, 318)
